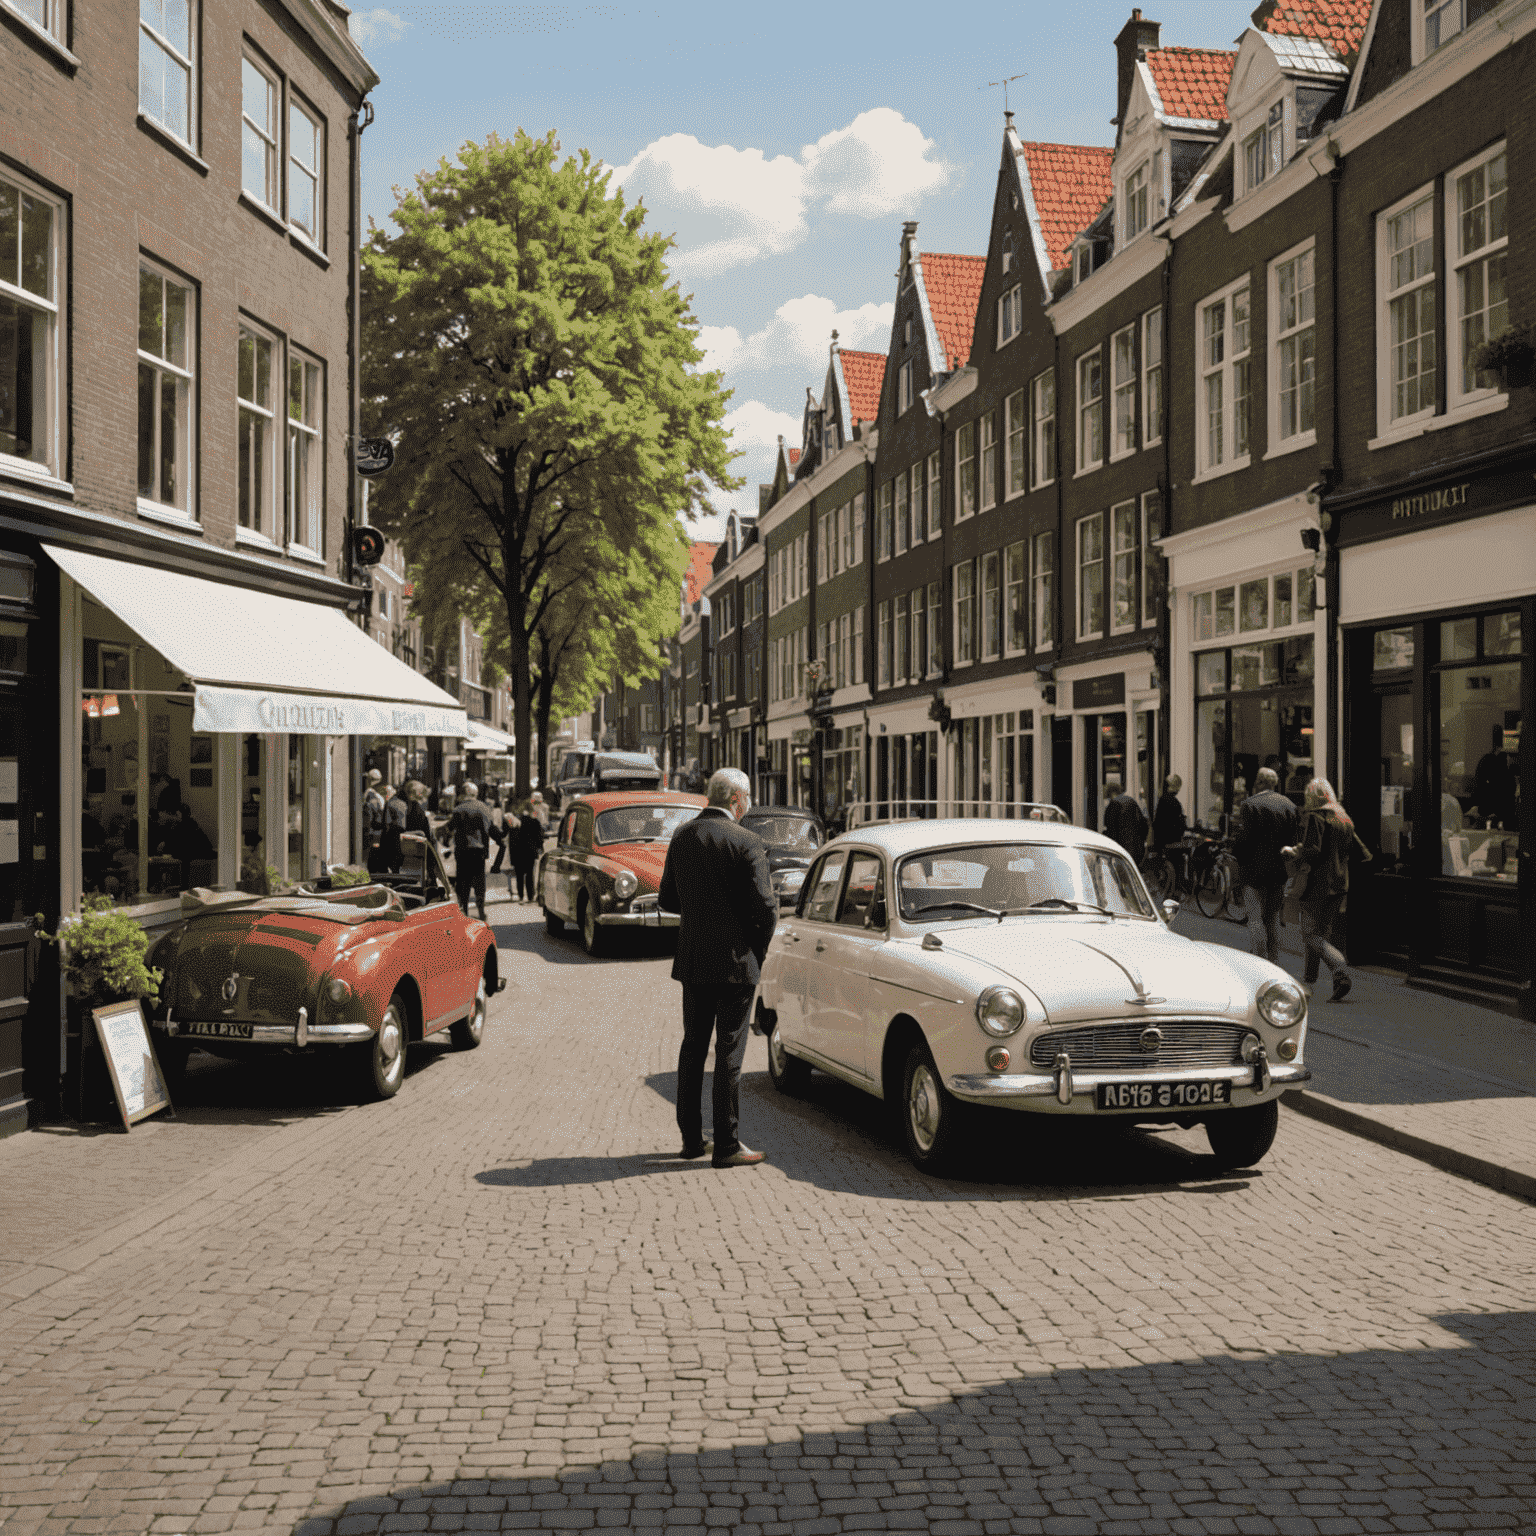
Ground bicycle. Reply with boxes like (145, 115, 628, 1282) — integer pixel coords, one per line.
(1191, 835, 1249, 924)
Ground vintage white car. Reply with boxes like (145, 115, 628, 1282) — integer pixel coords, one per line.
(756, 819, 1310, 1175)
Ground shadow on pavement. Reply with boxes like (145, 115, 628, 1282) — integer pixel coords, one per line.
(487, 914, 675, 967)
(291, 1310, 1536, 1534)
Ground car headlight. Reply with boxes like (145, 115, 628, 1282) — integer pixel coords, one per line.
(324, 977, 352, 1006)
(1256, 978, 1306, 1029)
(975, 985, 1025, 1038)
(613, 869, 639, 900)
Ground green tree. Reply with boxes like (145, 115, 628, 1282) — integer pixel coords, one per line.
(362, 129, 737, 796)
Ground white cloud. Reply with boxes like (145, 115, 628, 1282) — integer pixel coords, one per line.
(698, 295, 893, 378)
(615, 109, 948, 278)
(723, 399, 802, 457)
(349, 8, 406, 46)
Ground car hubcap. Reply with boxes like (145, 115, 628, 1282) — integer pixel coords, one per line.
(770, 1025, 787, 1076)
(909, 1063, 940, 1153)
(470, 982, 486, 1041)
(378, 1010, 404, 1085)
(583, 904, 595, 946)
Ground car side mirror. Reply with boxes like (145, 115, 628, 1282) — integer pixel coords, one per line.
(1161, 899, 1180, 925)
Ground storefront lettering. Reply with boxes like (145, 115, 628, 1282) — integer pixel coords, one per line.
(1390, 482, 1470, 521)
(256, 696, 348, 732)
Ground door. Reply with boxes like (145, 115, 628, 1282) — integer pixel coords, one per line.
(544, 809, 578, 914)
(776, 847, 846, 1056)
(397, 838, 463, 1028)
(813, 849, 885, 1079)
(0, 688, 41, 1120)
(1051, 715, 1072, 820)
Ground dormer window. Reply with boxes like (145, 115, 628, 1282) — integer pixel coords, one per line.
(1244, 100, 1285, 192)
(1419, 0, 1494, 55)
(903, 317, 912, 346)
(1124, 161, 1150, 241)
(1002, 233, 1015, 275)
(897, 358, 914, 414)
(996, 283, 1022, 348)
(1074, 244, 1093, 286)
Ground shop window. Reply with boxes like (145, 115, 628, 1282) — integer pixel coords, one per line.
(1373, 627, 1415, 671)
(1240, 578, 1268, 632)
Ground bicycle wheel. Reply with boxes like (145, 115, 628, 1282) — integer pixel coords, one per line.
(1222, 863, 1250, 925)
(1193, 856, 1226, 918)
(1142, 854, 1175, 903)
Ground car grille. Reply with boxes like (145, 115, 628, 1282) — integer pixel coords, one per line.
(174, 940, 309, 1025)
(1029, 1020, 1248, 1071)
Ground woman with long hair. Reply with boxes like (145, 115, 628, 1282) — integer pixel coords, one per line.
(1289, 777, 1366, 1001)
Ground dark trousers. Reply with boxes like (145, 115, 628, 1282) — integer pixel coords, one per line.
(1243, 881, 1286, 965)
(677, 983, 754, 1158)
(454, 849, 487, 916)
(511, 858, 535, 900)
(1300, 893, 1347, 983)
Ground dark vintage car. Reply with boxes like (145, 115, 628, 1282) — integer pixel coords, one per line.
(741, 806, 826, 908)
(146, 834, 502, 1101)
(539, 790, 707, 955)
(549, 749, 664, 811)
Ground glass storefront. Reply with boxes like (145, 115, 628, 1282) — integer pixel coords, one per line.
(1193, 635, 1315, 829)
(820, 724, 863, 823)
(1080, 712, 1125, 833)
(952, 712, 1034, 817)
(876, 729, 938, 819)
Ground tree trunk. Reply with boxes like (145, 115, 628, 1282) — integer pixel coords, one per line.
(535, 666, 556, 794)
(508, 587, 533, 801)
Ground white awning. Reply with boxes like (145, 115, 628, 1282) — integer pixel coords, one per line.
(49, 544, 469, 738)
(463, 720, 515, 751)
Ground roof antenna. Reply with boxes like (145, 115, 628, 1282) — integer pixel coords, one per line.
(982, 72, 1028, 114)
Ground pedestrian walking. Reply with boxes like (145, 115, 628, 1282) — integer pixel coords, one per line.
(509, 801, 544, 903)
(1151, 773, 1189, 890)
(1102, 786, 1148, 866)
(362, 769, 385, 872)
(379, 784, 408, 874)
(1286, 777, 1368, 1002)
(488, 796, 509, 874)
(1231, 765, 1299, 965)
(404, 781, 432, 838)
(444, 781, 504, 920)
(530, 790, 550, 833)
(658, 767, 777, 1169)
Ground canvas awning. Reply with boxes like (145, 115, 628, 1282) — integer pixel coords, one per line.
(50, 544, 469, 738)
(463, 720, 515, 751)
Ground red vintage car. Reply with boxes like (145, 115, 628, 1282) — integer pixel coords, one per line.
(538, 790, 708, 955)
(146, 833, 501, 1100)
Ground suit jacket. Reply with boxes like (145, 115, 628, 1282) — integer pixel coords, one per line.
(659, 807, 777, 986)
(446, 799, 504, 858)
(1232, 789, 1300, 888)
(1102, 793, 1148, 862)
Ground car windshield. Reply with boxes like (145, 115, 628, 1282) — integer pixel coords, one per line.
(594, 804, 701, 845)
(745, 815, 821, 851)
(895, 842, 1154, 921)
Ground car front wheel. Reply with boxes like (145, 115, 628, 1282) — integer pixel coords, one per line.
(767, 1022, 811, 1095)
(450, 975, 488, 1050)
(359, 995, 409, 1101)
(579, 893, 607, 957)
(543, 904, 564, 937)
(1205, 1099, 1279, 1169)
(900, 1040, 963, 1175)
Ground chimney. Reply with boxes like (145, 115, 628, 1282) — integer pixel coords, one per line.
(1113, 8, 1161, 143)
(901, 219, 919, 270)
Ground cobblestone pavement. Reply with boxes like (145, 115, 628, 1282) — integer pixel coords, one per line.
(2, 899, 1535, 1535)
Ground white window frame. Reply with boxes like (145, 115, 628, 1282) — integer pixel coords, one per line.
(1004, 540, 1027, 657)
(955, 419, 976, 522)
(895, 470, 910, 555)
(979, 411, 997, 512)
(5, 0, 66, 43)
(893, 592, 910, 685)
(952, 560, 975, 668)
(287, 95, 325, 250)
(1242, 99, 1286, 195)
(241, 50, 281, 213)
(853, 604, 865, 686)
(1075, 348, 1103, 476)
(1030, 371, 1055, 489)
(286, 348, 324, 556)
(925, 582, 941, 677)
(1110, 500, 1137, 636)
(0, 166, 64, 485)
(877, 600, 891, 688)
(876, 480, 893, 561)
(980, 550, 1001, 661)
(852, 492, 866, 565)
(1375, 182, 1438, 438)
(1141, 490, 1162, 629)
(139, 0, 197, 148)
(137, 258, 198, 523)
(1123, 160, 1150, 243)
(897, 358, 913, 415)
(996, 282, 1022, 349)
(236, 318, 280, 545)
(1032, 531, 1055, 652)
(1269, 239, 1317, 456)
(1142, 306, 1163, 446)
(1195, 277, 1252, 480)
(1076, 512, 1104, 641)
(1448, 141, 1508, 412)
(926, 451, 941, 539)
(1110, 323, 1136, 461)
(1413, 0, 1491, 61)
(1004, 388, 1026, 502)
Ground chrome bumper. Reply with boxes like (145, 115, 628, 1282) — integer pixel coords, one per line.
(596, 899, 679, 929)
(948, 1060, 1311, 1103)
(154, 1012, 373, 1047)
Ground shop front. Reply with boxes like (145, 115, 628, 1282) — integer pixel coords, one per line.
(946, 676, 1045, 820)
(1335, 482, 1535, 1018)
(1051, 661, 1160, 834)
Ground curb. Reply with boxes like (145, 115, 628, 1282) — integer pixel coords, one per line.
(1282, 1088, 1536, 1205)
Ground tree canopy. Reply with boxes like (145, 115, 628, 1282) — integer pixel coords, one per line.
(361, 129, 737, 794)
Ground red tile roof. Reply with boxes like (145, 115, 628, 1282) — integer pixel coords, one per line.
(839, 348, 886, 424)
(1146, 47, 1237, 122)
(1019, 142, 1116, 273)
(684, 542, 718, 605)
(1251, 0, 1370, 61)
(919, 253, 987, 371)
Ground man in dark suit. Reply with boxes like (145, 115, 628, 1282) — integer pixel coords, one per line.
(1231, 765, 1300, 965)
(658, 767, 777, 1169)
(1102, 787, 1148, 867)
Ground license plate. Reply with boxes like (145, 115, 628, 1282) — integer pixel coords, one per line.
(182, 1020, 254, 1040)
(1096, 1079, 1231, 1111)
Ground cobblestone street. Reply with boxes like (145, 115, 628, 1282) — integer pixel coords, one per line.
(3, 901, 1534, 1535)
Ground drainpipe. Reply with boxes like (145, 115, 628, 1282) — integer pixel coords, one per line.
(348, 94, 374, 864)
(1158, 233, 1173, 798)
(1324, 149, 1343, 788)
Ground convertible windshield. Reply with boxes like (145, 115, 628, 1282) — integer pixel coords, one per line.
(595, 805, 701, 845)
(744, 815, 821, 851)
(896, 843, 1154, 921)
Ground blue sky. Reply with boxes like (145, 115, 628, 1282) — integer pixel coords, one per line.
(351, 1, 1247, 542)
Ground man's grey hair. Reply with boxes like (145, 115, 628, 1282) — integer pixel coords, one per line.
(1254, 766, 1280, 792)
(461, 781, 479, 799)
(707, 768, 751, 808)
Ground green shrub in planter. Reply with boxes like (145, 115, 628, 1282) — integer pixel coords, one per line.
(37, 894, 162, 1009)
(1470, 324, 1536, 388)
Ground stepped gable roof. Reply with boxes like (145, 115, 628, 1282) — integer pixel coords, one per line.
(839, 349, 886, 424)
(919, 253, 987, 370)
(1251, 0, 1370, 60)
(684, 542, 718, 605)
(1146, 46, 1237, 122)
(1019, 142, 1116, 273)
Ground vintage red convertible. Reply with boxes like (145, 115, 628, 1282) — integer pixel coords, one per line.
(146, 833, 502, 1100)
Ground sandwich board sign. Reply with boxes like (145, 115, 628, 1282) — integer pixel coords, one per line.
(92, 1000, 174, 1131)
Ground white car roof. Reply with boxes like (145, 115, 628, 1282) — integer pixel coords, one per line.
(828, 817, 1124, 860)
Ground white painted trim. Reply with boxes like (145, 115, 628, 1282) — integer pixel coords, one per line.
(907, 254, 949, 378)
(925, 365, 977, 416)
(59, 574, 82, 925)
(1047, 226, 1166, 333)
(1008, 127, 1058, 306)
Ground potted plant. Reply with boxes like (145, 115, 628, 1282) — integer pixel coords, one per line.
(1470, 324, 1536, 391)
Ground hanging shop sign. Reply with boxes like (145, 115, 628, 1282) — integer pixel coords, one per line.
(1071, 672, 1126, 711)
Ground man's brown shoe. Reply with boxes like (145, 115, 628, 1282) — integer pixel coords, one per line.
(679, 1140, 713, 1161)
(712, 1144, 766, 1168)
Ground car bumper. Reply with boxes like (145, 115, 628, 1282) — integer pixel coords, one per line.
(596, 906, 680, 929)
(152, 1015, 373, 1047)
(947, 1059, 1310, 1110)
